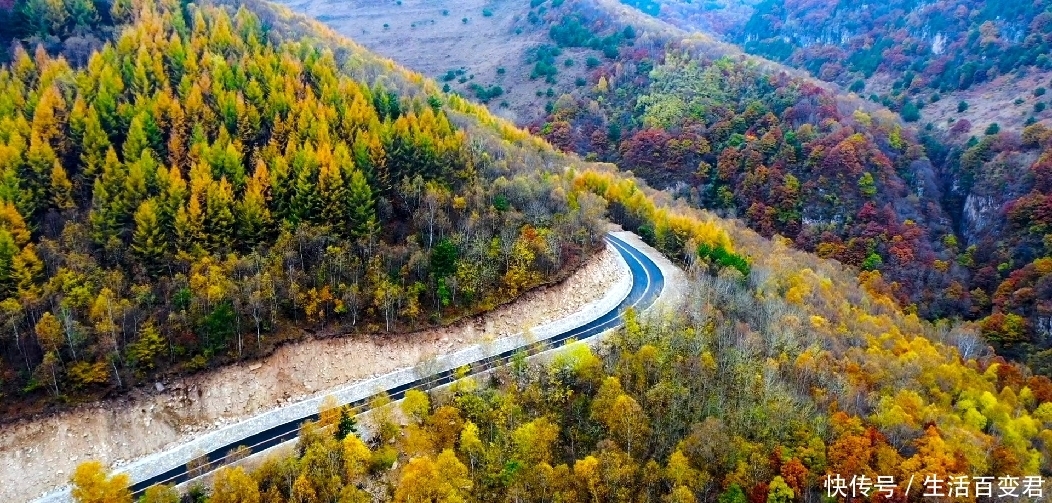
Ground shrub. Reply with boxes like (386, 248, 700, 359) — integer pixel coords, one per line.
(901, 101, 920, 122)
(469, 84, 503, 103)
(985, 123, 1001, 135)
(958, 100, 969, 113)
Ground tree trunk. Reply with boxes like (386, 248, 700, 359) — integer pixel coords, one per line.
(111, 357, 123, 388)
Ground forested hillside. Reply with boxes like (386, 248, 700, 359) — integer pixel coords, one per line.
(77, 173, 1052, 503)
(0, 0, 623, 418)
(0, 0, 119, 66)
(527, 1, 958, 315)
(734, 0, 1052, 120)
(947, 124, 1052, 373)
(521, 0, 1052, 377)
(615, 0, 1052, 132)
(27, 0, 1051, 500)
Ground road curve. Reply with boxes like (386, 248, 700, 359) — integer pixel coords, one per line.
(43, 232, 665, 500)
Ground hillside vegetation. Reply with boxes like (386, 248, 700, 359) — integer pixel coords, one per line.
(0, 0, 637, 418)
(529, 1, 956, 315)
(77, 173, 1052, 503)
(521, 0, 1052, 378)
(734, 0, 1052, 125)
(616, 0, 1052, 134)
(36, 0, 1052, 501)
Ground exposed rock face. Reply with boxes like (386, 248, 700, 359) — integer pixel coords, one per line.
(962, 193, 998, 245)
(1037, 315, 1052, 347)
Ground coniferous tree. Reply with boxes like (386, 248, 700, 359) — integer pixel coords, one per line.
(0, 231, 17, 296)
(205, 178, 235, 252)
(290, 143, 321, 225)
(122, 115, 152, 163)
(123, 155, 149, 215)
(236, 160, 273, 248)
(23, 132, 58, 218)
(131, 199, 166, 272)
(88, 149, 127, 247)
(67, 0, 99, 31)
(173, 195, 204, 256)
(32, 86, 68, 158)
(347, 168, 377, 242)
(12, 243, 43, 302)
(318, 146, 348, 229)
(76, 106, 111, 189)
(49, 162, 76, 211)
(157, 166, 186, 229)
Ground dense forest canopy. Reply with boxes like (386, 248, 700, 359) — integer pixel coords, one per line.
(0, 0, 648, 417)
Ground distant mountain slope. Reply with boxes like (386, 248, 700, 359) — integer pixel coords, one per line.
(620, 0, 758, 34)
(270, 0, 606, 125)
(636, 0, 1052, 137)
(589, 0, 1052, 372)
(520, 0, 967, 319)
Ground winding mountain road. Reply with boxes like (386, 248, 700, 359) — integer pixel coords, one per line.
(38, 232, 666, 501)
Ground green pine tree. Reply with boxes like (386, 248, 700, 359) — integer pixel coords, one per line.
(78, 106, 111, 189)
(0, 230, 17, 296)
(347, 168, 378, 242)
(336, 405, 357, 440)
(290, 145, 321, 225)
(22, 132, 57, 218)
(88, 149, 127, 247)
(319, 149, 348, 230)
(123, 115, 149, 162)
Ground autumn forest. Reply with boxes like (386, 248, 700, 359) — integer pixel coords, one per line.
(1, 0, 1051, 502)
